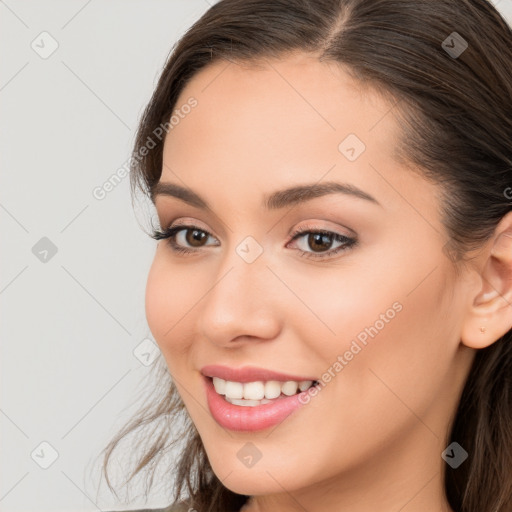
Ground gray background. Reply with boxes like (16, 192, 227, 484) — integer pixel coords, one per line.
(1, 1, 511, 511)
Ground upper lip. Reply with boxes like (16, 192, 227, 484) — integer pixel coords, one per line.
(201, 364, 318, 383)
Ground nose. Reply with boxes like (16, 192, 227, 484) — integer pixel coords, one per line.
(197, 250, 282, 347)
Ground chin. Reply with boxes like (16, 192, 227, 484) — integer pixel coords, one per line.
(205, 449, 307, 496)
(216, 470, 286, 496)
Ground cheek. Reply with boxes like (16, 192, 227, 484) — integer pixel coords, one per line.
(145, 257, 168, 342)
(270, 256, 409, 369)
(284, 243, 459, 411)
(348, 271, 457, 420)
(144, 252, 198, 357)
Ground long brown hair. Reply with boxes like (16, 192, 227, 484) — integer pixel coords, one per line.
(101, 1, 512, 511)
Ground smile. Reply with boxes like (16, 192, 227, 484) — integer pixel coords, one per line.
(212, 377, 317, 406)
(201, 365, 320, 431)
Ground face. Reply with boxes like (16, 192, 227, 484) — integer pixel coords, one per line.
(145, 53, 476, 501)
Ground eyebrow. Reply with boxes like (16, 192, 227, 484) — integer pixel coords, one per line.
(150, 181, 380, 210)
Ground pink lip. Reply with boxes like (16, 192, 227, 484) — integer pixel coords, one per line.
(200, 364, 317, 383)
(200, 365, 319, 432)
(203, 376, 315, 432)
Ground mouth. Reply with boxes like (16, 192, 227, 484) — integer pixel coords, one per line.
(210, 376, 319, 406)
(201, 365, 320, 431)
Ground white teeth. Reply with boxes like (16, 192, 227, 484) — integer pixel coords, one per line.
(212, 377, 226, 395)
(243, 381, 265, 400)
(212, 377, 316, 401)
(281, 381, 298, 396)
(298, 380, 313, 391)
(264, 380, 282, 399)
(224, 380, 243, 399)
(226, 397, 273, 406)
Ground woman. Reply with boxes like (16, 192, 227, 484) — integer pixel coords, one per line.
(102, 0, 512, 511)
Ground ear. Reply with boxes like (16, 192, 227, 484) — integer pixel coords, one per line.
(461, 211, 512, 349)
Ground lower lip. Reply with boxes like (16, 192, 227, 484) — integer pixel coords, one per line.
(204, 376, 313, 432)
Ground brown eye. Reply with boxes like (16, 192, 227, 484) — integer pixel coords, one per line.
(185, 228, 209, 247)
(307, 233, 334, 252)
(288, 229, 356, 260)
(150, 224, 219, 252)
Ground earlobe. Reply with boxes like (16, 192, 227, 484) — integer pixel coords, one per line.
(461, 212, 512, 349)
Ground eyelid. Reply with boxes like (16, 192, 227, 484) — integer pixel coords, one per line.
(164, 217, 213, 233)
(159, 217, 219, 239)
(164, 219, 354, 243)
(287, 220, 355, 240)
(153, 218, 357, 260)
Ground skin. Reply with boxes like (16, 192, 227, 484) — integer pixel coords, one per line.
(145, 52, 512, 512)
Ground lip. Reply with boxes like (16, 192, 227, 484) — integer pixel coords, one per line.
(203, 375, 316, 432)
(200, 364, 318, 383)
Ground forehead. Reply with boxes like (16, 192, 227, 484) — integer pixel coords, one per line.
(166, 52, 399, 157)
(159, 53, 412, 211)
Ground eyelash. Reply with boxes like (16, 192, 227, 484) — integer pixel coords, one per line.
(150, 224, 357, 261)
